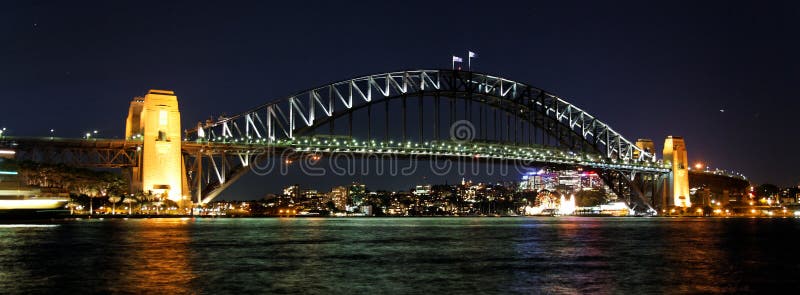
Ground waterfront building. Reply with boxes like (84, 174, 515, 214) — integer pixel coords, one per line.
(283, 185, 300, 200)
(519, 169, 605, 194)
(413, 185, 432, 196)
(329, 186, 348, 211)
(348, 183, 366, 207)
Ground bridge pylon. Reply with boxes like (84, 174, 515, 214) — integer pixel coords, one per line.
(663, 136, 691, 208)
(125, 90, 189, 207)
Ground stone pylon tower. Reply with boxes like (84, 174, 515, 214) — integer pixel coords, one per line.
(125, 96, 145, 193)
(634, 139, 655, 160)
(125, 90, 188, 204)
(663, 136, 691, 208)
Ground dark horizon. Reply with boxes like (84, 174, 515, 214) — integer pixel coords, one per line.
(2, 0, 799, 199)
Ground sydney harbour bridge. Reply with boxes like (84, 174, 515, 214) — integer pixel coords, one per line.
(0, 69, 715, 213)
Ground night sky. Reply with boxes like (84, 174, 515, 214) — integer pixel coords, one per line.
(2, 1, 798, 199)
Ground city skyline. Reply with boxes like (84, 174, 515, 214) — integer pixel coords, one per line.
(3, 2, 800, 293)
(2, 1, 799, 200)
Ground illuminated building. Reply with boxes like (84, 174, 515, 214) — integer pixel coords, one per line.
(458, 179, 479, 203)
(413, 185, 432, 196)
(283, 185, 300, 199)
(329, 186, 348, 211)
(348, 183, 366, 206)
(519, 169, 604, 193)
(663, 136, 691, 207)
(125, 90, 188, 205)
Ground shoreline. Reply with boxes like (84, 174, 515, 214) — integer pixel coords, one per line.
(2, 214, 797, 223)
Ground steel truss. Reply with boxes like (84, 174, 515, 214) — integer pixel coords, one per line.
(1, 137, 141, 168)
(598, 169, 666, 213)
(181, 70, 665, 209)
(187, 70, 655, 162)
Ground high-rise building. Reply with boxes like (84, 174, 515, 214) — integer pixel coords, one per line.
(348, 183, 366, 206)
(329, 186, 348, 211)
(283, 185, 300, 199)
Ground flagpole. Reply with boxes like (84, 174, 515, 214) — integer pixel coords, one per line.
(467, 51, 476, 71)
(452, 56, 463, 70)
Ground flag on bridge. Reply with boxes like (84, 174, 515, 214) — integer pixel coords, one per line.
(468, 51, 477, 70)
(452, 56, 463, 70)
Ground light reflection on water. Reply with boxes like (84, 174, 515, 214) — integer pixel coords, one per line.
(0, 224, 60, 228)
(108, 218, 195, 294)
(0, 217, 798, 294)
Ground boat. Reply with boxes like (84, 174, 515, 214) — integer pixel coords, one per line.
(0, 151, 69, 219)
(533, 208, 558, 216)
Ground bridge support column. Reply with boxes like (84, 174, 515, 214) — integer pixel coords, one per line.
(663, 136, 691, 208)
(195, 150, 202, 207)
(125, 90, 189, 207)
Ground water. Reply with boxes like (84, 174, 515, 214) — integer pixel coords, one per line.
(1, 217, 798, 294)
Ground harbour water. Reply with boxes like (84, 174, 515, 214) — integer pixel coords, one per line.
(1, 217, 798, 294)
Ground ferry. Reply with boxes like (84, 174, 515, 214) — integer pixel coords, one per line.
(0, 150, 69, 219)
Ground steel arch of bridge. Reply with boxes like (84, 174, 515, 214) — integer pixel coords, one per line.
(188, 70, 655, 163)
(183, 70, 666, 207)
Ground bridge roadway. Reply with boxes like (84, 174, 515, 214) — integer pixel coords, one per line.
(0, 136, 669, 173)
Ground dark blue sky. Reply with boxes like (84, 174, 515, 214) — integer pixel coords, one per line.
(1, 1, 798, 198)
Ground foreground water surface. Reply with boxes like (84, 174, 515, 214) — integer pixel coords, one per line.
(1, 217, 798, 294)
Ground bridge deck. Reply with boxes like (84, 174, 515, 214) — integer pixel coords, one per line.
(0, 136, 670, 173)
(183, 137, 670, 173)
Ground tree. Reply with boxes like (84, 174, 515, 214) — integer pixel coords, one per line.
(108, 195, 121, 215)
(756, 184, 780, 198)
(66, 201, 80, 215)
(325, 200, 336, 212)
(150, 192, 164, 215)
(122, 196, 138, 215)
(86, 188, 100, 215)
(137, 191, 157, 214)
(575, 190, 607, 207)
(133, 191, 146, 213)
(15, 161, 129, 215)
(784, 187, 800, 203)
